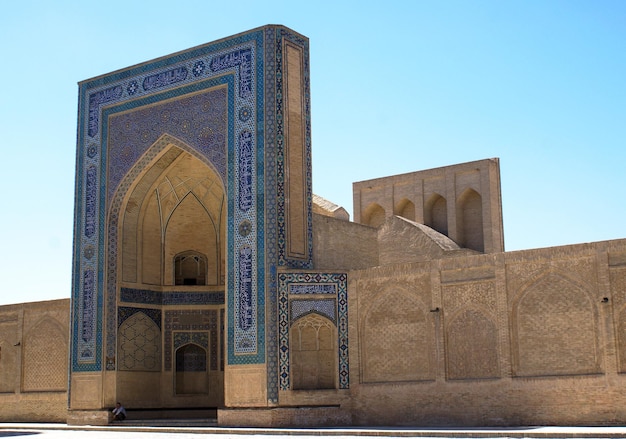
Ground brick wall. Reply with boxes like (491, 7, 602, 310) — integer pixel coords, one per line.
(0, 299, 69, 422)
(345, 239, 626, 427)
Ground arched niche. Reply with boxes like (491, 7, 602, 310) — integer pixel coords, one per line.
(425, 193, 448, 236)
(362, 203, 386, 228)
(290, 313, 336, 390)
(118, 311, 161, 371)
(175, 343, 208, 395)
(395, 198, 415, 221)
(361, 289, 434, 383)
(117, 139, 226, 287)
(511, 272, 599, 377)
(456, 188, 483, 252)
(174, 251, 208, 286)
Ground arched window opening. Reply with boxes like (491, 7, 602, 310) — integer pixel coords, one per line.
(174, 252, 207, 286)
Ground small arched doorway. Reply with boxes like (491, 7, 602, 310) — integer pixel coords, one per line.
(175, 343, 208, 395)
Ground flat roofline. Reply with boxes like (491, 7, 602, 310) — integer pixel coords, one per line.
(352, 157, 500, 186)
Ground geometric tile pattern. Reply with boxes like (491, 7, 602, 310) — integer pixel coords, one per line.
(118, 311, 161, 371)
(277, 272, 349, 390)
(22, 318, 68, 391)
(71, 26, 314, 406)
(120, 288, 224, 306)
(164, 310, 218, 372)
(72, 28, 268, 372)
(291, 299, 336, 324)
(261, 26, 313, 404)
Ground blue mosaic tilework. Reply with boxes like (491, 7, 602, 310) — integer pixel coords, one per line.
(165, 310, 218, 371)
(262, 26, 279, 404)
(277, 273, 349, 390)
(273, 29, 313, 270)
(120, 288, 225, 306)
(174, 332, 209, 350)
(71, 26, 314, 410)
(104, 76, 234, 370)
(71, 27, 270, 373)
(107, 86, 228, 200)
(291, 299, 336, 323)
(118, 307, 162, 330)
(262, 27, 313, 404)
(174, 332, 209, 372)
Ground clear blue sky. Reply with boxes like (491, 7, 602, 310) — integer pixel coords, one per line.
(1, 1, 624, 305)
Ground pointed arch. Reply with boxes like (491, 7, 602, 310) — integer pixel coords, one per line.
(456, 188, 483, 252)
(360, 289, 434, 383)
(175, 343, 208, 395)
(118, 311, 161, 371)
(23, 317, 67, 391)
(362, 203, 386, 228)
(395, 198, 416, 221)
(425, 193, 448, 236)
(290, 313, 336, 390)
(511, 271, 599, 376)
(111, 134, 225, 283)
(106, 133, 227, 365)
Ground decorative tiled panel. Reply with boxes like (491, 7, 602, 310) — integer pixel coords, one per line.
(164, 310, 218, 371)
(106, 86, 228, 200)
(104, 77, 235, 371)
(290, 298, 336, 323)
(120, 288, 224, 306)
(262, 27, 313, 404)
(174, 332, 209, 351)
(277, 273, 349, 390)
(117, 310, 162, 372)
(273, 29, 313, 270)
(118, 307, 161, 329)
(262, 26, 280, 404)
(71, 27, 277, 373)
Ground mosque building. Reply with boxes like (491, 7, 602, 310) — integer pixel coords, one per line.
(1, 25, 625, 427)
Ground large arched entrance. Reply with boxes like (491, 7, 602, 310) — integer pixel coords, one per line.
(113, 139, 225, 409)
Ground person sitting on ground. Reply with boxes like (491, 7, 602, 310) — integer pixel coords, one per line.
(111, 402, 127, 421)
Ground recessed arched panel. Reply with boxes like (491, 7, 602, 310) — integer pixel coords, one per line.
(164, 195, 217, 286)
(118, 312, 161, 371)
(23, 318, 67, 391)
(0, 340, 17, 393)
(290, 313, 336, 390)
(362, 290, 434, 383)
(618, 306, 626, 373)
(141, 193, 162, 285)
(457, 188, 483, 252)
(175, 343, 208, 395)
(362, 203, 386, 228)
(395, 198, 415, 221)
(425, 194, 448, 236)
(512, 272, 599, 376)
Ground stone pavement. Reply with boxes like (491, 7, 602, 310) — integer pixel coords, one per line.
(2, 423, 626, 438)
